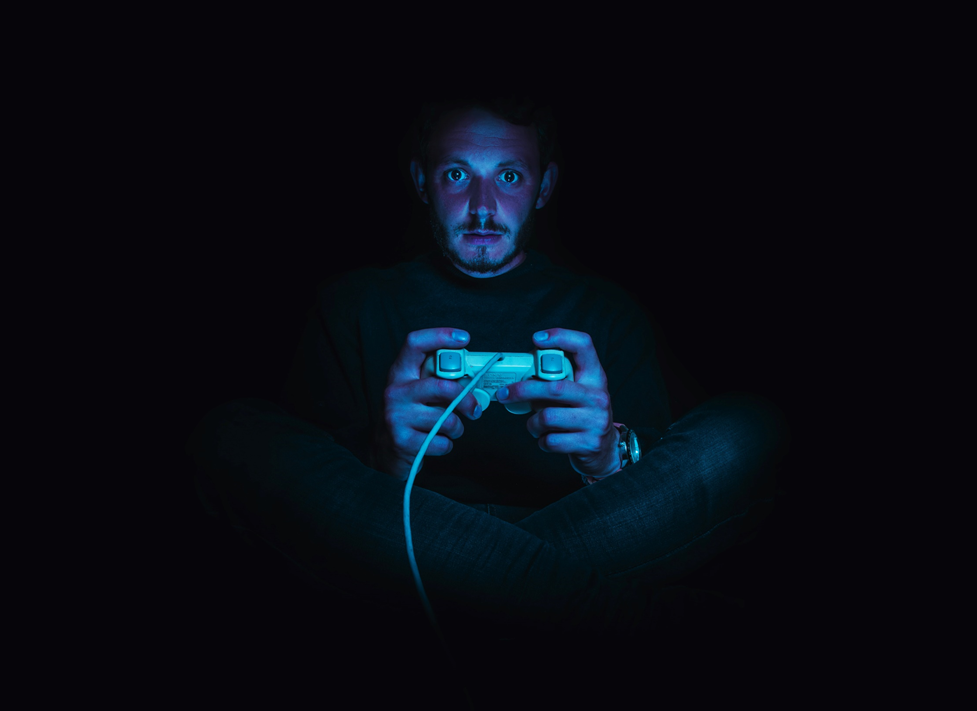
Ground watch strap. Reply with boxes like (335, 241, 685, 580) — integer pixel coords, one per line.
(581, 423, 629, 485)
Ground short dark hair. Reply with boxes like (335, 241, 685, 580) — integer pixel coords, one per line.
(413, 95, 558, 177)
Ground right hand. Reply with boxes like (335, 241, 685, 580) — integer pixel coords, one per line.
(375, 328, 482, 481)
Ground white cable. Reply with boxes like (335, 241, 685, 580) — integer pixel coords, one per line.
(403, 352, 504, 639)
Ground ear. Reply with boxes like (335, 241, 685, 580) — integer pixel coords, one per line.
(410, 159, 429, 205)
(535, 161, 559, 209)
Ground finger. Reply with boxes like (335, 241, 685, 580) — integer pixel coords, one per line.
(499, 379, 586, 408)
(532, 329, 606, 390)
(388, 328, 471, 385)
(387, 381, 467, 434)
(526, 407, 580, 439)
(459, 392, 482, 420)
(409, 404, 465, 440)
(389, 404, 463, 453)
(401, 429, 455, 458)
(409, 377, 480, 418)
(527, 405, 612, 439)
(536, 431, 600, 455)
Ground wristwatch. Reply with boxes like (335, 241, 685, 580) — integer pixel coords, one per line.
(614, 423, 641, 469)
(582, 423, 642, 485)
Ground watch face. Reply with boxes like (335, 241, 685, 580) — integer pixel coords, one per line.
(629, 431, 641, 462)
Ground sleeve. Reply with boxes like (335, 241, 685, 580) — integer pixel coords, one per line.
(278, 276, 373, 464)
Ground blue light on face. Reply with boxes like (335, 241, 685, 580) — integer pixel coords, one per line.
(442, 167, 523, 186)
(425, 108, 543, 277)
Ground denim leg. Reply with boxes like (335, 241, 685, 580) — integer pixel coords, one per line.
(460, 502, 540, 524)
(515, 393, 788, 587)
(187, 398, 668, 635)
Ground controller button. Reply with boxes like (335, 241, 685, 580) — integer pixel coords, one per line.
(540, 354, 563, 374)
(439, 352, 463, 372)
(504, 401, 532, 415)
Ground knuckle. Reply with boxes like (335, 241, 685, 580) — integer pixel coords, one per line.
(406, 330, 425, 351)
(383, 401, 402, 428)
(594, 390, 610, 411)
(390, 429, 409, 451)
(413, 379, 433, 400)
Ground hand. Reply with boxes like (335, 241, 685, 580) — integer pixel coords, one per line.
(375, 328, 482, 481)
(496, 329, 621, 479)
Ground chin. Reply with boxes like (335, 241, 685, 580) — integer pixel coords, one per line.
(430, 208, 535, 275)
(452, 244, 520, 274)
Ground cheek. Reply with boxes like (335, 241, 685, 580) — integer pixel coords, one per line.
(434, 191, 468, 218)
(434, 188, 534, 224)
(497, 195, 533, 223)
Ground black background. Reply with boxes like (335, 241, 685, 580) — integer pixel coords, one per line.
(174, 75, 828, 453)
(165, 63, 836, 687)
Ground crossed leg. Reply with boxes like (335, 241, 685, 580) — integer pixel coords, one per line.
(187, 393, 785, 636)
(514, 393, 786, 587)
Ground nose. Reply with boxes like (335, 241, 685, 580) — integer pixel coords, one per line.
(468, 176, 497, 220)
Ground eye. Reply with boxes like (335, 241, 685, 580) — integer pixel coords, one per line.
(500, 170, 520, 184)
(446, 168, 467, 182)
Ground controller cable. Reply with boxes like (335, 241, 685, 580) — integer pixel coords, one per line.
(403, 352, 503, 706)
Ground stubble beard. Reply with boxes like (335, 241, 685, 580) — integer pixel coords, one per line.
(430, 206, 535, 274)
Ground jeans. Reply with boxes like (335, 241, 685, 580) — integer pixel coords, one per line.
(187, 393, 786, 637)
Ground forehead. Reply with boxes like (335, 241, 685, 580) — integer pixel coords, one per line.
(428, 107, 538, 168)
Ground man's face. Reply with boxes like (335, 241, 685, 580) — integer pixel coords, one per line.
(412, 107, 556, 277)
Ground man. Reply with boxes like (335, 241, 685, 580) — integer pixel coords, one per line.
(188, 96, 786, 639)
(360, 100, 669, 499)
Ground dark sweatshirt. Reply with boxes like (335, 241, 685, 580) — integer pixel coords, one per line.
(280, 248, 671, 508)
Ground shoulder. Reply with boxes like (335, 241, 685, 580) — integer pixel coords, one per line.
(314, 259, 437, 309)
(548, 263, 659, 351)
(564, 266, 649, 324)
(583, 273, 642, 311)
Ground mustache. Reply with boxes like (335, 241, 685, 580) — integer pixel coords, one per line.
(455, 218, 509, 234)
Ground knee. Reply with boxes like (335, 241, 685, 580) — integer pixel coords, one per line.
(670, 392, 789, 491)
(682, 390, 786, 442)
(702, 392, 788, 452)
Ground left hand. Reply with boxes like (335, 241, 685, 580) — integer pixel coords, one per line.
(496, 329, 620, 479)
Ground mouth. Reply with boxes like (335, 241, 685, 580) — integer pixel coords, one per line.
(463, 231, 504, 244)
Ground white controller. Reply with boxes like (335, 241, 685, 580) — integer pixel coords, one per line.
(421, 349, 574, 415)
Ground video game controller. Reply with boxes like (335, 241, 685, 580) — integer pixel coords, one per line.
(422, 349, 574, 415)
